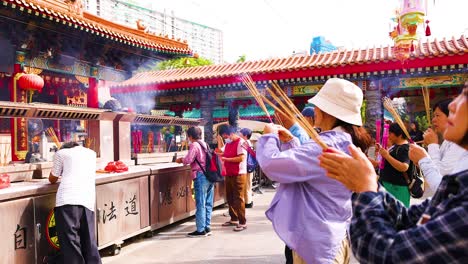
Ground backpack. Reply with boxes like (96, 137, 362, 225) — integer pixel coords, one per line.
(395, 145, 425, 198)
(242, 142, 258, 173)
(194, 141, 224, 183)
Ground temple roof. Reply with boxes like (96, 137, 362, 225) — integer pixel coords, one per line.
(112, 35, 468, 92)
(3, 0, 191, 55)
(183, 106, 274, 121)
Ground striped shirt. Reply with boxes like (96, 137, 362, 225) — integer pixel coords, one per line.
(350, 169, 468, 263)
(52, 146, 97, 211)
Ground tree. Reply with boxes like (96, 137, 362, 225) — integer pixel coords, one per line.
(236, 54, 246, 63)
(155, 57, 213, 70)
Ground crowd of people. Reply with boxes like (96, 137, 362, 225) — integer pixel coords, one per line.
(47, 78, 467, 263)
(256, 79, 468, 263)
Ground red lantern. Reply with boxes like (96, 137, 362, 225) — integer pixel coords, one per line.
(18, 74, 44, 103)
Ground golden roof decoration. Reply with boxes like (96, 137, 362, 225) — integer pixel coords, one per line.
(3, 0, 192, 55)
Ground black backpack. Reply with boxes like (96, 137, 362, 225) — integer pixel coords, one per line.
(194, 141, 224, 183)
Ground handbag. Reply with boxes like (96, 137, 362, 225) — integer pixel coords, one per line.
(395, 145, 425, 198)
(402, 162, 425, 198)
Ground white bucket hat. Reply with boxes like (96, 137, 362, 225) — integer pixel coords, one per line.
(308, 78, 363, 126)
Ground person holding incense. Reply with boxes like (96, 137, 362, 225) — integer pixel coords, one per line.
(409, 97, 466, 198)
(424, 99, 465, 173)
(375, 123, 412, 207)
(275, 108, 312, 145)
(256, 78, 372, 264)
(273, 108, 316, 263)
(318, 87, 468, 263)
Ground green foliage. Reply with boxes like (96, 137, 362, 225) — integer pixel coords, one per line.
(169, 125, 175, 134)
(415, 115, 430, 131)
(160, 126, 176, 134)
(361, 99, 366, 125)
(236, 55, 246, 63)
(155, 57, 213, 70)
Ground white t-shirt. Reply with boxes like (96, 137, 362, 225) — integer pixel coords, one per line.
(52, 146, 97, 211)
(237, 138, 248, 175)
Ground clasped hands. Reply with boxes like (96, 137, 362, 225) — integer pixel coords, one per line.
(263, 123, 294, 143)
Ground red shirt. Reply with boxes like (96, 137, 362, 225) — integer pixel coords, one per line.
(223, 138, 247, 176)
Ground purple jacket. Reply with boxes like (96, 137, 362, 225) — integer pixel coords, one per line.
(257, 131, 352, 264)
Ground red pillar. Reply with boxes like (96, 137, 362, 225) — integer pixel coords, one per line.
(88, 77, 99, 108)
(9, 63, 25, 161)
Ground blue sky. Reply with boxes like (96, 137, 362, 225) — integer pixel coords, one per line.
(135, 0, 468, 63)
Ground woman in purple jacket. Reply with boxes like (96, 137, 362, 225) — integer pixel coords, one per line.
(257, 78, 371, 264)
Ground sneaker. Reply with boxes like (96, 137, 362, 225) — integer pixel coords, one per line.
(187, 230, 207, 237)
(245, 202, 253, 208)
(205, 227, 212, 236)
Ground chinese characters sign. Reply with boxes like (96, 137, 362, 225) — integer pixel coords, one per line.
(393, 74, 466, 89)
(14, 225, 27, 250)
(101, 194, 140, 224)
(291, 85, 321, 96)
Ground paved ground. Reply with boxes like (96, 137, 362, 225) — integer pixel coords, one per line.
(101, 187, 361, 264)
(101, 188, 285, 264)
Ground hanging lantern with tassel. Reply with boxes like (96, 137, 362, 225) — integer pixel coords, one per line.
(390, 0, 428, 67)
(18, 73, 44, 103)
(425, 20, 431, 36)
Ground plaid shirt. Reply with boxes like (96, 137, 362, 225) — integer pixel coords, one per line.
(350, 169, 468, 264)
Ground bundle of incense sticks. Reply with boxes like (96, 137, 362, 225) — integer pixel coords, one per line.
(375, 119, 382, 145)
(84, 138, 93, 149)
(1, 141, 9, 166)
(263, 81, 328, 150)
(421, 87, 431, 126)
(274, 112, 284, 127)
(5, 143, 10, 166)
(241, 75, 273, 123)
(382, 97, 413, 143)
(379, 123, 390, 170)
(46, 127, 61, 148)
(147, 131, 154, 153)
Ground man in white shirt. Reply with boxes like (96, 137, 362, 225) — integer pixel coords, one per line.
(49, 141, 101, 264)
(240, 128, 254, 208)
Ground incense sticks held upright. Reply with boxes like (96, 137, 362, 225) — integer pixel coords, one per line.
(46, 127, 62, 148)
(242, 74, 327, 149)
(84, 138, 94, 149)
(264, 81, 328, 150)
(421, 87, 431, 126)
(0, 140, 10, 166)
(241, 75, 273, 123)
(274, 112, 284, 127)
(382, 97, 413, 143)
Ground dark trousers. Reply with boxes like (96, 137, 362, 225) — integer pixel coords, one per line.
(285, 245, 293, 264)
(225, 174, 247, 225)
(54, 205, 102, 264)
